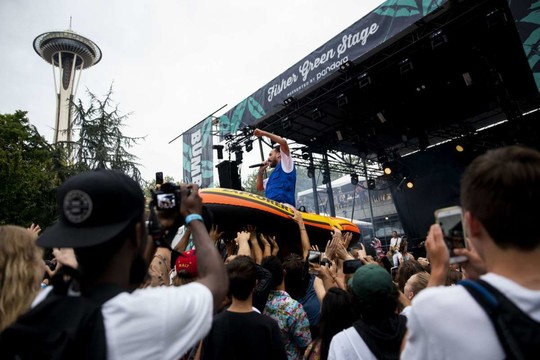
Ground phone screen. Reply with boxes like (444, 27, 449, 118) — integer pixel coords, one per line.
(157, 193, 176, 210)
(437, 208, 466, 263)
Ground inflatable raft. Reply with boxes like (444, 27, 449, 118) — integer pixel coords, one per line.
(200, 187, 360, 253)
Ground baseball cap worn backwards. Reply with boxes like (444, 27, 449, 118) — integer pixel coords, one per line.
(37, 169, 145, 249)
(348, 264, 394, 301)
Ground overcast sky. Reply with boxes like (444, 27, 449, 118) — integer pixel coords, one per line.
(1, 0, 384, 183)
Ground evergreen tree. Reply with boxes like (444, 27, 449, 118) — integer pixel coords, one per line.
(69, 85, 144, 182)
(0, 111, 59, 227)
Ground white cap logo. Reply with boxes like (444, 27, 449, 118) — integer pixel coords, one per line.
(63, 190, 93, 224)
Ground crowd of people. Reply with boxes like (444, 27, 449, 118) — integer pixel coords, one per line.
(0, 145, 539, 359)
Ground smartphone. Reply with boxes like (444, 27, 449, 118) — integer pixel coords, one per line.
(308, 250, 322, 264)
(435, 206, 467, 264)
(156, 172, 164, 185)
(343, 259, 363, 274)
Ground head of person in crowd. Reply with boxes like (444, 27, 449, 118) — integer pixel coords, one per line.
(461, 145, 540, 255)
(399, 237, 408, 253)
(282, 253, 309, 300)
(348, 264, 399, 324)
(171, 249, 198, 286)
(318, 287, 356, 360)
(0, 225, 44, 331)
(396, 259, 425, 293)
(403, 272, 430, 301)
(445, 268, 463, 286)
(227, 255, 257, 301)
(37, 169, 148, 292)
(261, 255, 284, 290)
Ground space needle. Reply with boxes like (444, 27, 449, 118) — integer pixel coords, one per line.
(33, 28, 102, 144)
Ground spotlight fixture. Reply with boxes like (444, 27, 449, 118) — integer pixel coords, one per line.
(245, 140, 253, 152)
(322, 170, 331, 184)
(302, 151, 311, 160)
(406, 178, 414, 189)
(358, 72, 371, 89)
(281, 116, 292, 129)
(383, 162, 393, 175)
(311, 108, 323, 120)
(455, 144, 465, 152)
(429, 29, 448, 49)
(213, 144, 224, 160)
(337, 93, 348, 108)
(307, 165, 315, 179)
(399, 58, 414, 76)
(283, 96, 295, 106)
(339, 61, 354, 72)
(350, 173, 359, 185)
(235, 150, 243, 164)
(367, 179, 376, 190)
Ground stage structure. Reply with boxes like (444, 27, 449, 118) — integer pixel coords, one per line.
(33, 29, 102, 144)
(216, 0, 540, 240)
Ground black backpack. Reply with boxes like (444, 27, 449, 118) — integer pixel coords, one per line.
(0, 272, 124, 360)
(460, 279, 540, 360)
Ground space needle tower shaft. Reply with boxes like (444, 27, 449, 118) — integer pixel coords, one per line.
(33, 29, 102, 144)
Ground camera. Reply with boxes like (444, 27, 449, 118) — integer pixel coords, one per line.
(45, 260, 57, 271)
(152, 182, 181, 212)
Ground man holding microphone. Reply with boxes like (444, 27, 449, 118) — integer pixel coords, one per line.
(254, 129, 297, 207)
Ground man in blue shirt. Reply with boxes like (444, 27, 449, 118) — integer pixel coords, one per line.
(254, 129, 296, 207)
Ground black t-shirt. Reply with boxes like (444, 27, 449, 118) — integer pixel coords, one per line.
(201, 310, 287, 360)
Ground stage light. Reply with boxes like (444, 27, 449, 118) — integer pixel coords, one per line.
(337, 93, 348, 108)
(399, 58, 414, 76)
(358, 72, 371, 89)
(283, 96, 295, 106)
(235, 150, 243, 164)
(376, 112, 387, 123)
(307, 165, 315, 179)
(367, 179, 376, 190)
(383, 162, 393, 175)
(245, 140, 253, 152)
(339, 61, 354, 72)
(350, 173, 359, 185)
(406, 178, 414, 189)
(456, 144, 465, 152)
(312, 108, 323, 120)
(322, 170, 331, 184)
(302, 151, 311, 160)
(281, 116, 292, 129)
(430, 29, 448, 49)
(213, 144, 224, 160)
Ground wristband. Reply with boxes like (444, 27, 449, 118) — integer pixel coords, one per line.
(185, 214, 203, 226)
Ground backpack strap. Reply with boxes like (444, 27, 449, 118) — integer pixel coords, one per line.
(460, 279, 528, 360)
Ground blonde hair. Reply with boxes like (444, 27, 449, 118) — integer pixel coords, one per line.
(406, 272, 430, 299)
(0, 225, 43, 331)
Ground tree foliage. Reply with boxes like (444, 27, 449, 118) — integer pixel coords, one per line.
(68, 85, 144, 182)
(0, 111, 59, 227)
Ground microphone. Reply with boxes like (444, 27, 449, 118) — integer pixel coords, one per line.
(249, 163, 265, 168)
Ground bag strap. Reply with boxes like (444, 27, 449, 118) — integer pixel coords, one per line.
(460, 279, 524, 360)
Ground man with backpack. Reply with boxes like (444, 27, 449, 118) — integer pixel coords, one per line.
(402, 146, 540, 359)
(0, 169, 228, 359)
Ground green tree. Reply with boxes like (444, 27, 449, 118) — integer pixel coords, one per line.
(68, 85, 144, 182)
(0, 111, 59, 227)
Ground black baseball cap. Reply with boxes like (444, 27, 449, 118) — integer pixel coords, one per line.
(37, 169, 145, 248)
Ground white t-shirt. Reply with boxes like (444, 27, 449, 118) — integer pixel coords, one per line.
(402, 273, 540, 360)
(390, 236, 401, 249)
(33, 282, 213, 360)
(328, 326, 377, 360)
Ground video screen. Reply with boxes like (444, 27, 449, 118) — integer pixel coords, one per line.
(157, 193, 176, 209)
(439, 213, 465, 256)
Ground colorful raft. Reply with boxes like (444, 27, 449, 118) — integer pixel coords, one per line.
(200, 187, 360, 253)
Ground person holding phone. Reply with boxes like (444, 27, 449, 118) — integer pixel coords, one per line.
(402, 146, 540, 359)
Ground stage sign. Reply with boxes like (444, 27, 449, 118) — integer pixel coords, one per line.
(218, 0, 447, 136)
(182, 117, 213, 187)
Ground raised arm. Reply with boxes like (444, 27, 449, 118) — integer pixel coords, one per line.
(253, 128, 290, 156)
(180, 184, 228, 311)
(291, 208, 310, 260)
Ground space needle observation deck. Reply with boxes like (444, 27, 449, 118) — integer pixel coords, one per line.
(33, 30, 102, 144)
